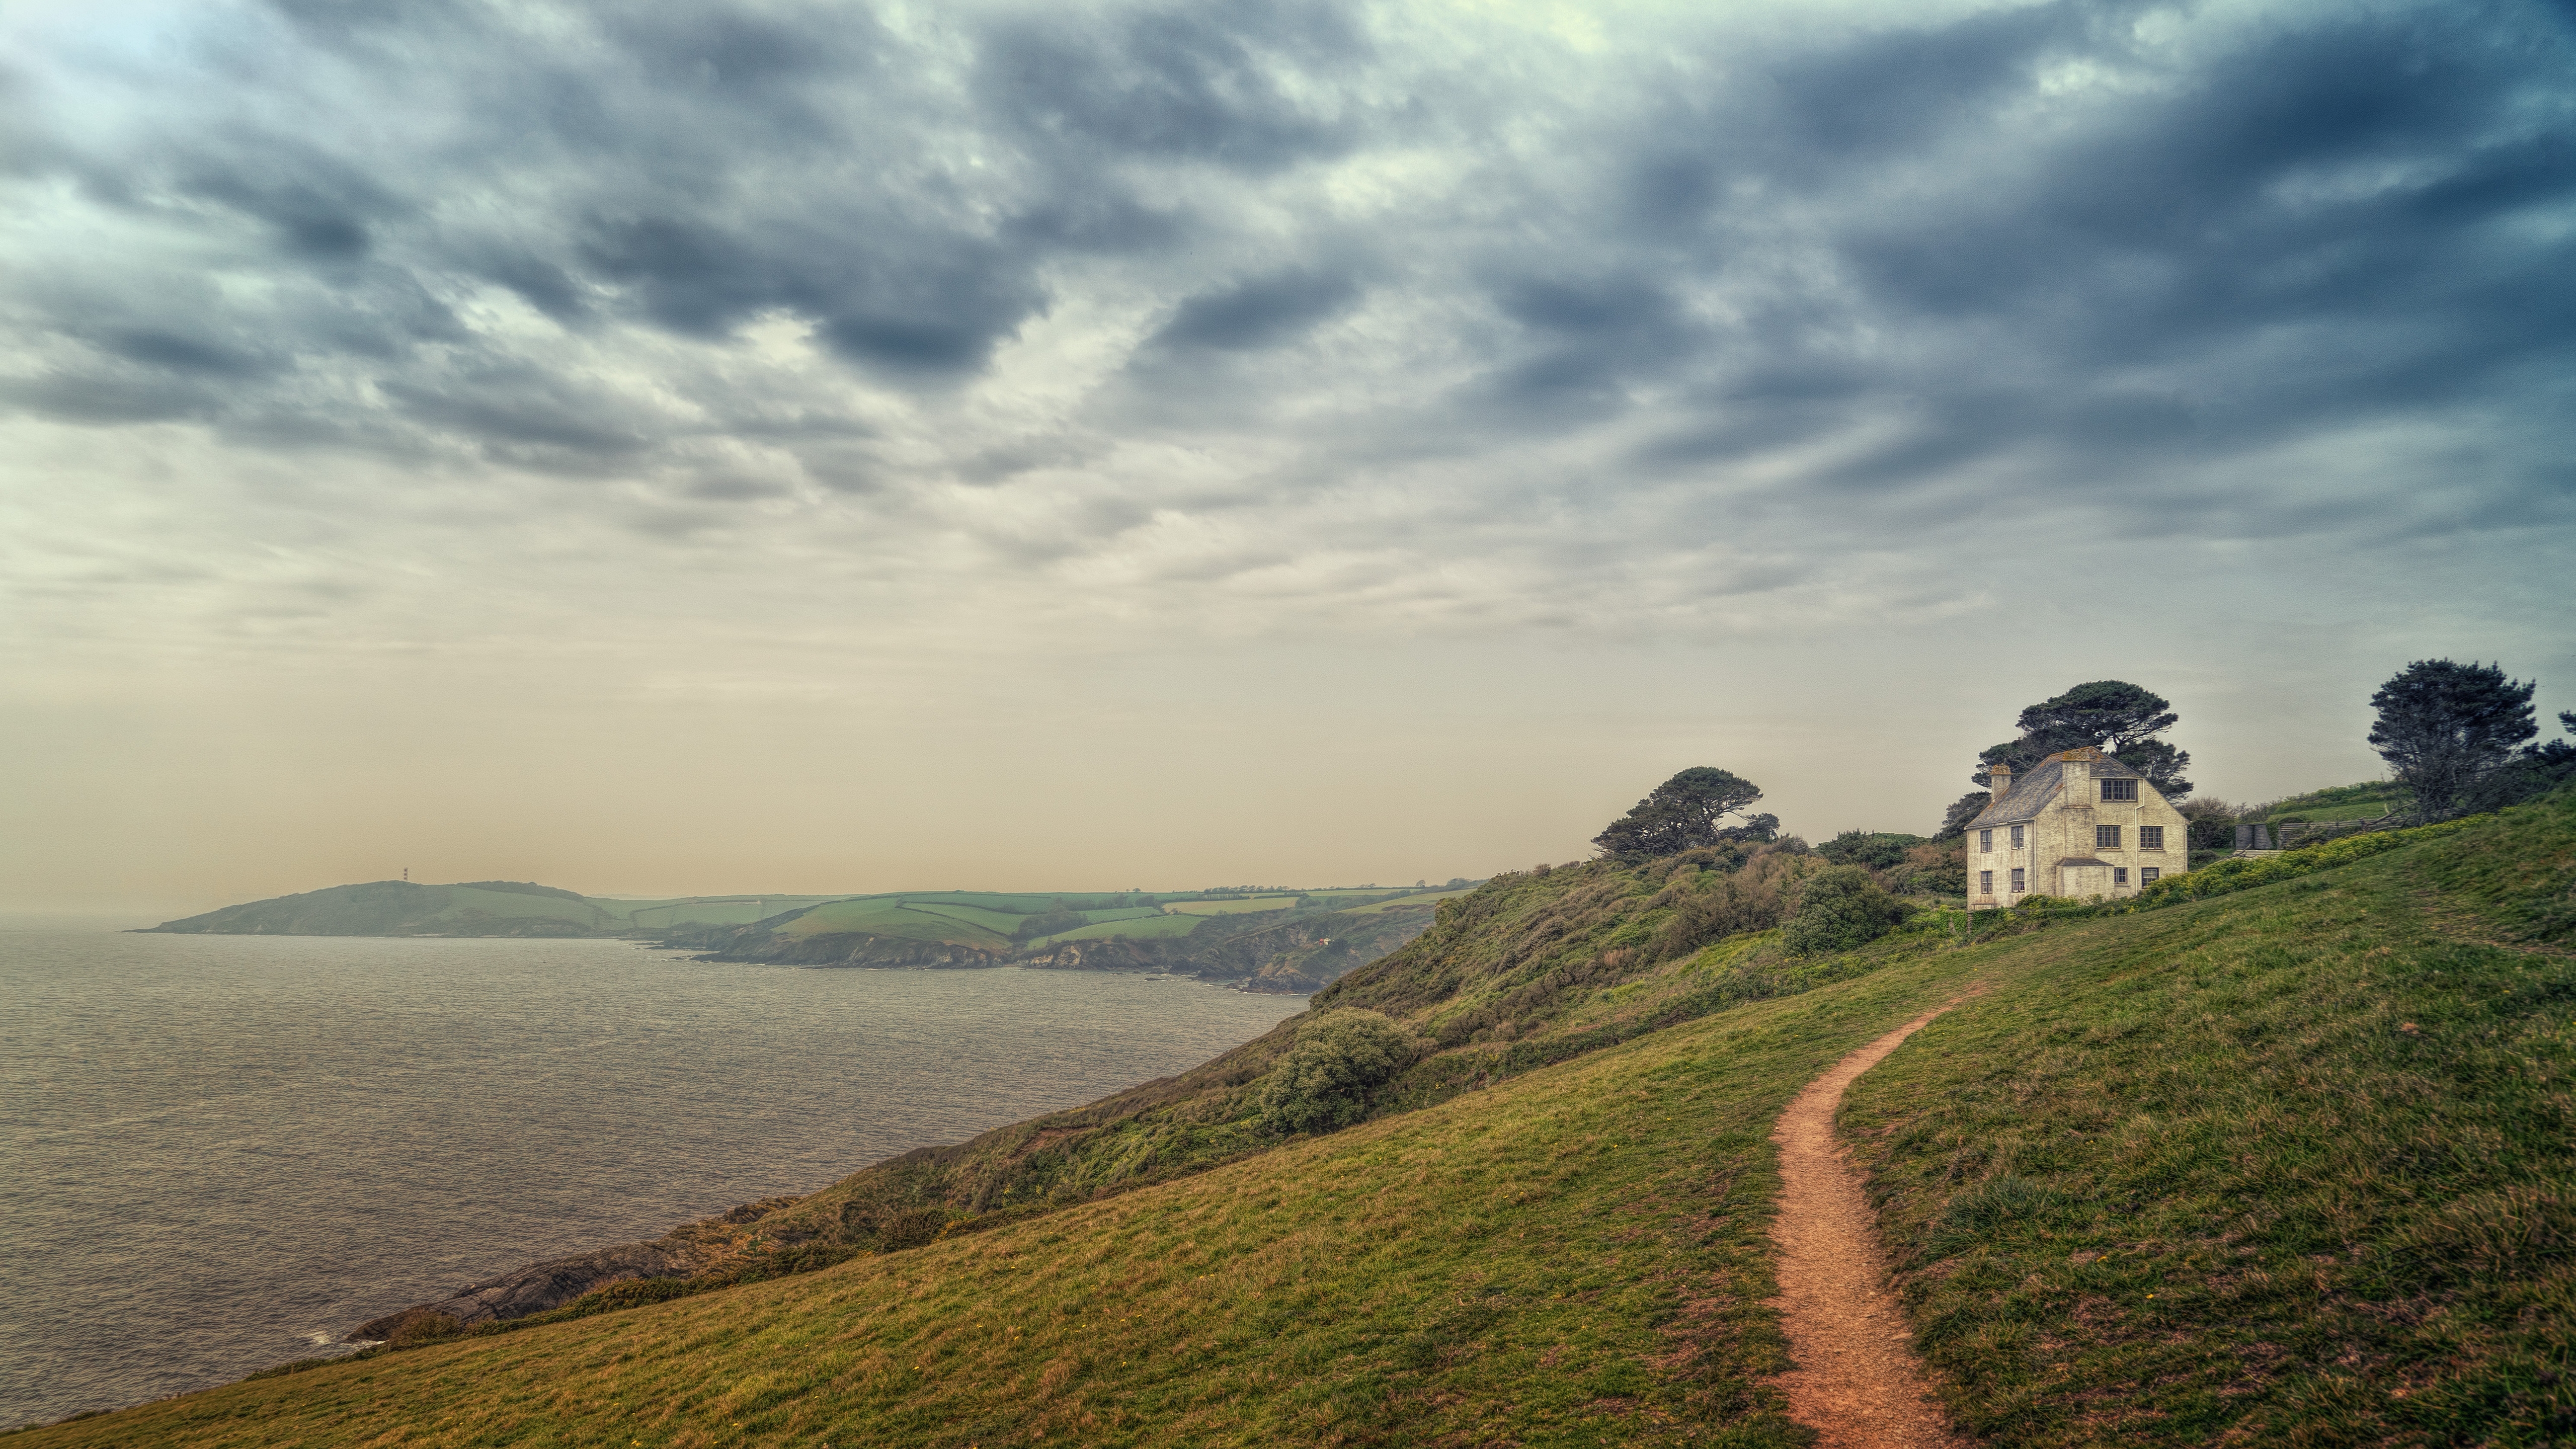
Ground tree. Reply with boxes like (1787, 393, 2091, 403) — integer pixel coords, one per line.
(2367, 660, 2537, 821)
(1934, 790, 1993, 839)
(1592, 767, 1774, 857)
(1973, 681, 2193, 796)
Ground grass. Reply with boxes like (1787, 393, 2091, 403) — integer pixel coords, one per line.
(1030, 914, 1206, 947)
(775, 901, 1014, 948)
(612, 898, 849, 929)
(901, 902, 1035, 936)
(2258, 779, 2411, 825)
(1167, 897, 1305, 916)
(1337, 890, 1474, 916)
(1840, 785, 2576, 1446)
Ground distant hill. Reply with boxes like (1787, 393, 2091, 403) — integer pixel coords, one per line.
(142, 880, 624, 938)
(138, 880, 1481, 992)
(655, 886, 1477, 991)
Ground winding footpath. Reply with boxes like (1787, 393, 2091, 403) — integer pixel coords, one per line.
(1768, 997, 1984, 1449)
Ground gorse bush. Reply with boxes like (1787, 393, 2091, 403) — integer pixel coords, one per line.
(1645, 845, 1819, 960)
(1257, 1010, 1417, 1136)
(1781, 864, 1909, 955)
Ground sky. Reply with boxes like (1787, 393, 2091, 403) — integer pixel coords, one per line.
(3, 0, 2571, 921)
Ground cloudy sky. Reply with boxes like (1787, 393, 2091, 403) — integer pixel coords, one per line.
(4, 0, 2570, 918)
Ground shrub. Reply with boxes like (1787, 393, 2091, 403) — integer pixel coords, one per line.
(1896, 840, 1966, 896)
(1258, 1010, 1418, 1136)
(840, 1201, 956, 1250)
(1781, 865, 1907, 955)
(567, 1276, 691, 1316)
(1646, 846, 1818, 959)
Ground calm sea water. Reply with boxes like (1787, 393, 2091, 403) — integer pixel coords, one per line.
(0, 932, 1305, 1428)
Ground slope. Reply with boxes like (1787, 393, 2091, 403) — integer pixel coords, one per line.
(38, 792, 2570, 1446)
(1840, 783, 2576, 1446)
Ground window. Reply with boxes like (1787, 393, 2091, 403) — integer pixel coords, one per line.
(2114, 867, 2129, 886)
(2010, 825, 2025, 849)
(2101, 778, 2138, 801)
(1979, 869, 1993, 895)
(2141, 867, 2161, 884)
(1978, 829, 1992, 853)
(2097, 824, 2122, 849)
(2140, 826, 2165, 851)
(2010, 867, 2026, 893)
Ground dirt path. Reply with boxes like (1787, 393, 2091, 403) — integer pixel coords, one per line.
(1768, 997, 1983, 1448)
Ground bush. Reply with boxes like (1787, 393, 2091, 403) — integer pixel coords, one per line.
(840, 1201, 956, 1250)
(1646, 845, 1817, 959)
(1781, 865, 1907, 955)
(1258, 1010, 1418, 1136)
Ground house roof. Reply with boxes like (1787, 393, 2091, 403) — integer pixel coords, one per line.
(2056, 857, 2113, 869)
(1967, 747, 2143, 829)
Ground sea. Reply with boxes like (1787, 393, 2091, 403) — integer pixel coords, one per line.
(0, 930, 1306, 1428)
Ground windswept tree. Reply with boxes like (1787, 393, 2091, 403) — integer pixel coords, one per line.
(1592, 767, 1775, 857)
(1941, 680, 2194, 836)
(2368, 660, 2538, 821)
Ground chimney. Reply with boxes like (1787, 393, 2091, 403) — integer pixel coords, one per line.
(1989, 763, 2013, 802)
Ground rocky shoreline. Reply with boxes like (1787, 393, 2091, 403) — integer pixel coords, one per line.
(349, 1195, 809, 1342)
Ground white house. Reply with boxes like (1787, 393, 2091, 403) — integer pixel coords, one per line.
(1965, 746, 2191, 907)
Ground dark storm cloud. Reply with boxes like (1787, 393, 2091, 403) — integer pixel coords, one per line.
(1, 0, 2568, 588)
(1558, 0, 2576, 536)
(978, 0, 1366, 171)
(377, 365, 652, 463)
(1152, 270, 1361, 350)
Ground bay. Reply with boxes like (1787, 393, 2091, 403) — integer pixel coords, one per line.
(0, 931, 1304, 1427)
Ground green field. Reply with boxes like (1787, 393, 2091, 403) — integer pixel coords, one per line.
(1334, 888, 1472, 916)
(899, 901, 1034, 936)
(776, 900, 1013, 948)
(1077, 906, 1166, 924)
(1029, 913, 1206, 948)
(608, 897, 847, 929)
(1165, 896, 1304, 916)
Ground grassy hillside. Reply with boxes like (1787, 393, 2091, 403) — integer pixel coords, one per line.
(2257, 779, 2411, 825)
(51, 793, 2570, 1445)
(1840, 784, 2576, 1446)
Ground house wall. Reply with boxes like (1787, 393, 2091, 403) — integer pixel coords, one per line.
(1966, 785, 2052, 907)
(2052, 756, 2190, 901)
(1964, 751, 2191, 908)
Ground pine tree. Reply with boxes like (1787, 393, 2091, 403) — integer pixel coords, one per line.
(1592, 767, 1774, 857)
(2368, 660, 2539, 821)
(1941, 680, 2194, 835)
